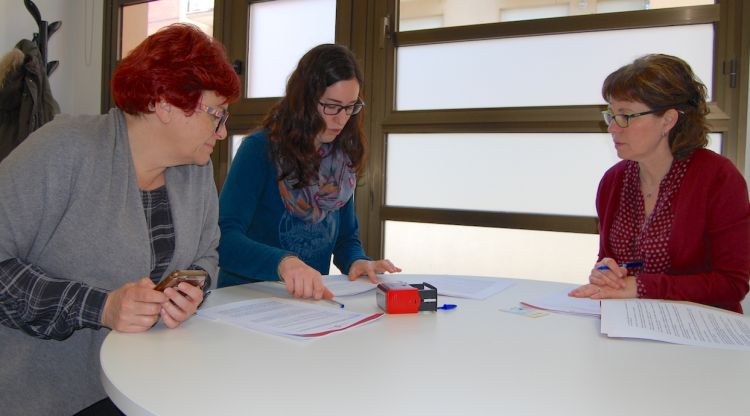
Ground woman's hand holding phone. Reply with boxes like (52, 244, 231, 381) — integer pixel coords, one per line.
(159, 281, 204, 328)
(102, 277, 167, 332)
(156, 270, 207, 328)
(104, 271, 206, 331)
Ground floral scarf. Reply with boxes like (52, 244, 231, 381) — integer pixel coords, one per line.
(277, 143, 356, 224)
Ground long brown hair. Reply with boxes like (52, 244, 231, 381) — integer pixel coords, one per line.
(602, 54, 709, 159)
(263, 44, 366, 187)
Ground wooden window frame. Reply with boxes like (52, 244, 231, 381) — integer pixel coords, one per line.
(100, 1, 750, 260)
(357, 1, 749, 259)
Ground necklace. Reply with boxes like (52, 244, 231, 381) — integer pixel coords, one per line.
(641, 179, 660, 200)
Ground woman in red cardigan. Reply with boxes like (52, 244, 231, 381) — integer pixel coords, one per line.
(569, 54, 750, 313)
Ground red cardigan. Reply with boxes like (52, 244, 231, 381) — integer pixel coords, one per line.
(597, 149, 750, 313)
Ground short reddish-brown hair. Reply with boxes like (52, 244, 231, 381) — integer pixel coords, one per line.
(112, 23, 240, 115)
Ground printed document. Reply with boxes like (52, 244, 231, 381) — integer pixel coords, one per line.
(251, 274, 512, 299)
(198, 298, 382, 339)
(521, 290, 601, 316)
(379, 274, 514, 300)
(322, 275, 377, 296)
(601, 299, 750, 350)
(249, 275, 376, 297)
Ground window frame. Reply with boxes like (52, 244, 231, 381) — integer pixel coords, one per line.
(214, 0, 361, 191)
(358, 1, 749, 259)
(100, 0, 750, 261)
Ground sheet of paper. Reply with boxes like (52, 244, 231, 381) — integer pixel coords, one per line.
(600, 299, 750, 350)
(249, 275, 376, 298)
(322, 275, 377, 296)
(521, 290, 601, 316)
(198, 298, 382, 338)
(379, 274, 514, 300)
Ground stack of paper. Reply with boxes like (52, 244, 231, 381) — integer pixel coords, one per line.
(601, 299, 750, 350)
(379, 274, 514, 300)
(521, 290, 601, 316)
(198, 298, 382, 339)
(322, 275, 377, 296)
(249, 275, 377, 298)
(252, 274, 514, 300)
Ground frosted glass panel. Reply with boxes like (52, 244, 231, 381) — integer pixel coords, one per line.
(384, 221, 599, 284)
(386, 133, 721, 215)
(597, 1, 650, 13)
(230, 134, 246, 161)
(247, 0, 335, 98)
(396, 24, 713, 110)
(399, 0, 714, 30)
(500, 5, 568, 22)
(122, 0, 214, 59)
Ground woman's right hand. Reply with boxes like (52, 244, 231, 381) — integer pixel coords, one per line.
(588, 257, 627, 289)
(278, 256, 334, 300)
(102, 277, 167, 332)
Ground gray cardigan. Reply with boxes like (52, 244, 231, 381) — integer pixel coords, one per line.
(0, 108, 219, 415)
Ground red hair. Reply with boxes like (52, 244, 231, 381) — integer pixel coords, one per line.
(112, 23, 240, 115)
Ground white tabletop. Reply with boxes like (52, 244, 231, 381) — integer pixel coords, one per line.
(100, 277, 750, 416)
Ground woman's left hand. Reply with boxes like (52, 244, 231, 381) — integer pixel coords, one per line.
(568, 276, 638, 300)
(160, 282, 205, 328)
(348, 259, 402, 283)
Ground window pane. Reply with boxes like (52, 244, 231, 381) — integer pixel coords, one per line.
(386, 133, 721, 216)
(399, 0, 714, 31)
(384, 221, 599, 284)
(230, 134, 246, 161)
(121, 0, 214, 59)
(396, 24, 713, 110)
(247, 0, 336, 98)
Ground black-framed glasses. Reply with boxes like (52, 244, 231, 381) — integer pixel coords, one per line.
(197, 103, 229, 134)
(601, 107, 666, 128)
(318, 100, 365, 116)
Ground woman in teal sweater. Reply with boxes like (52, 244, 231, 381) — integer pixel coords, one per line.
(218, 44, 400, 299)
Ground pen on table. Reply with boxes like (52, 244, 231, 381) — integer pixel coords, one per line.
(596, 261, 643, 271)
(326, 298, 345, 308)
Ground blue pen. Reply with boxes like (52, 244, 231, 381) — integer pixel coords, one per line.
(438, 304, 457, 310)
(326, 298, 345, 309)
(596, 261, 643, 271)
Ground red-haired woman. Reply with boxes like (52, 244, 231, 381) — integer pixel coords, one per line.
(0, 24, 239, 415)
(570, 54, 750, 312)
(218, 44, 400, 299)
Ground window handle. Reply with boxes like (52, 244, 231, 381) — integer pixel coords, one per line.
(380, 14, 393, 49)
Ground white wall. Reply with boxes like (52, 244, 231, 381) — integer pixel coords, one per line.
(0, 0, 103, 115)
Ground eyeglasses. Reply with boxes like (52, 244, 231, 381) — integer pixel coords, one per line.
(197, 103, 229, 134)
(318, 100, 365, 116)
(601, 107, 666, 128)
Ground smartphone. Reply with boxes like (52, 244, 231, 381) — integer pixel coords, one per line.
(154, 269, 208, 292)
